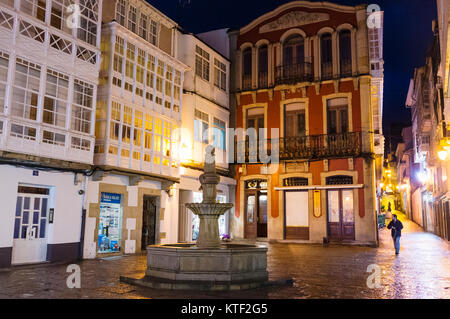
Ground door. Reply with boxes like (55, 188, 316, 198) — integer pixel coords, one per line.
(257, 192, 268, 237)
(12, 193, 49, 265)
(285, 191, 309, 240)
(142, 196, 157, 249)
(327, 189, 355, 241)
(244, 191, 257, 239)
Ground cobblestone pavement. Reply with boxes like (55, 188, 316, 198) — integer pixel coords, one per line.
(0, 214, 449, 299)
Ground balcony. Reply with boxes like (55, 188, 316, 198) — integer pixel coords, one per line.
(321, 62, 333, 81)
(258, 71, 268, 89)
(242, 74, 252, 91)
(235, 132, 367, 163)
(340, 59, 352, 77)
(275, 63, 313, 85)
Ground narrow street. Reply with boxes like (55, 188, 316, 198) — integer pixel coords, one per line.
(0, 214, 448, 299)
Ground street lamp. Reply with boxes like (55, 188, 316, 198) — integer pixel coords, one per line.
(438, 147, 448, 161)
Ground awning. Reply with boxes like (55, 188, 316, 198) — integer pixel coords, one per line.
(274, 184, 365, 191)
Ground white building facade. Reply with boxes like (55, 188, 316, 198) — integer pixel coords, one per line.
(0, 0, 102, 267)
(176, 31, 236, 243)
(82, 0, 189, 259)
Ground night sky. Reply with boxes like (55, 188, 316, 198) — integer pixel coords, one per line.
(148, 0, 437, 136)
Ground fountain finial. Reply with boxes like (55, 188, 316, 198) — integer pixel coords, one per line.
(186, 145, 233, 248)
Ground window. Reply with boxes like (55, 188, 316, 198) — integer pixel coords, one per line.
(174, 70, 181, 101)
(122, 105, 132, 144)
(21, 0, 46, 22)
(213, 118, 226, 150)
(0, 52, 8, 115)
(146, 54, 155, 89)
(43, 69, 69, 128)
(116, 0, 126, 26)
(144, 114, 152, 151)
(50, 0, 72, 34)
(42, 130, 65, 146)
(50, 34, 72, 55)
(154, 117, 162, 159)
(214, 59, 226, 91)
(110, 101, 121, 140)
(246, 107, 264, 140)
(0, 7, 14, 30)
(156, 60, 164, 93)
(283, 35, 304, 65)
(339, 30, 352, 76)
(11, 58, 41, 121)
(165, 66, 173, 97)
(369, 28, 380, 60)
(194, 109, 209, 144)
(149, 19, 158, 46)
(72, 79, 94, 134)
(113, 54, 123, 73)
(285, 103, 306, 137)
(139, 13, 148, 41)
(321, 33, 333, 80)
(77, 0, 99, 46)
(10, 123, 36, 140)
(127, 6, 137, 33)
(195, 46, 210, 82)
(71, 136, 90, 151)
(327, 98, 348, 134)
(242, 47, 252, 90)
(19, 19, 45, 43)
(258, 46, 268, 88)
(134, 110, 143, 147)
(115, 36, 124, 55)
(163, 121, 171, 162)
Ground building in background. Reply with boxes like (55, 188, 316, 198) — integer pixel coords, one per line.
(367, 9, 385, 217)
(228, 1, 379, 245)
(0, 0, 102, 267)
(403, 10, 449, 240)
(82, 0, 189, 259)
(175, 30, 235, 243)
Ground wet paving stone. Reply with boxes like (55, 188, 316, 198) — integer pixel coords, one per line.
(0, 216, 448, 299)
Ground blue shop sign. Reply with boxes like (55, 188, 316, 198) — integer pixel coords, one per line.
(101, 192, 121, 204)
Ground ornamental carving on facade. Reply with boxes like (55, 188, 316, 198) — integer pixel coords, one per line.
(259, 11, 330, 33)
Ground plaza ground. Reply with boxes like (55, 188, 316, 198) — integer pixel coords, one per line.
(0, 213, 448, 299)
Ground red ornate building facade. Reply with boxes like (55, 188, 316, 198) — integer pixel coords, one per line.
(229, 1, 379, 245)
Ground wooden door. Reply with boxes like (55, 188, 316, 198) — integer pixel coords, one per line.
(244, 191, 257, 239)
(327, 189, 355, 241)
(257, 192, 268, 238)
(142, 196, 156, 249)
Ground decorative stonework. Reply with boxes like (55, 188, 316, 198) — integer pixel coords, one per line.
(260, 11, 330, 33)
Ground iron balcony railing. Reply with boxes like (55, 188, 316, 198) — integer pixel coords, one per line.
(340, 59, 352, 77)
(235, 132, 367, 163)
(242, 74, 252, 91)
(321, 62, 333, 80)
(275, 63, 313, 85)
(258, 71, 268, 88)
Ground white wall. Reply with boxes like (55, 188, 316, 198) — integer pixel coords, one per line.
(0, 165, 84, 248)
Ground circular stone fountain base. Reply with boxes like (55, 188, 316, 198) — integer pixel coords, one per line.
(120, 243, 269, 291)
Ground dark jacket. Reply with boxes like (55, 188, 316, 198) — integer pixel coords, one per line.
(387, 219, 403, 238)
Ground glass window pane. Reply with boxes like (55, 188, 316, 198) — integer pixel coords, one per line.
(41, 198, 47, 217)
(15, 197, 22, 217)
(327, 191, 340, 223)
(40, 219, 46, 238)
(342, 190, 354, 223)
(14, 218, 21, 239)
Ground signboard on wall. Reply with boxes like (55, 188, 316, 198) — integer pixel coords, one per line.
(101, 193, 121, 204)
(313, 190, 322, 218)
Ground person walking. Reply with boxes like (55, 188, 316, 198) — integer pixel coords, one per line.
(387, 214, 403, 255)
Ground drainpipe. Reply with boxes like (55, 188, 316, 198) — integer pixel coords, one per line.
(78, 174, 88, 261)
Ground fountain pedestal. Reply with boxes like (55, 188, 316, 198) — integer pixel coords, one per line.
(121, 146, 269, 291)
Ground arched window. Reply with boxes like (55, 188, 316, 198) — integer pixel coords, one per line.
(321, 33, 333, 80)
(339, 30, 352, 76)
(242, 47, 252, 90)
(283, 34, 305, 66)
(258, 45, 268, 88)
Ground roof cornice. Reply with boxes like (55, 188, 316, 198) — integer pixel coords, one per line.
(239, 1, 366, 34)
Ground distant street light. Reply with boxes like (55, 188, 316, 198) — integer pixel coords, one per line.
(438, 148, 448, 161)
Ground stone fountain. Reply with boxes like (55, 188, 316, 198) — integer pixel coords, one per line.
(121, 146, 269, 291)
